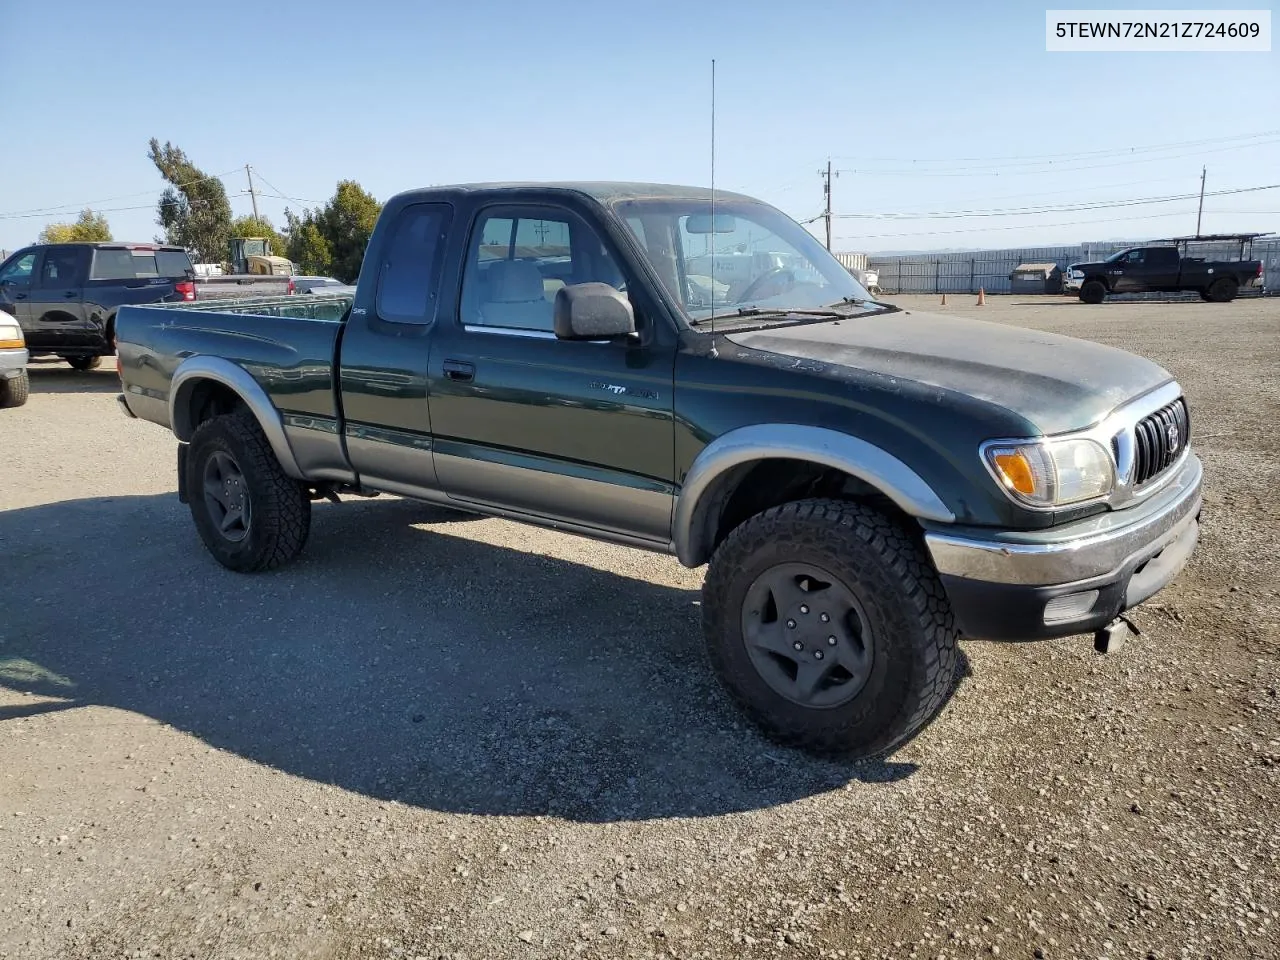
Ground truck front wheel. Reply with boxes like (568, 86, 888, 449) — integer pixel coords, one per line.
(1079, 280, 1106, 304)
(186, 410, 311, 572)
(701, 499, 959, 759)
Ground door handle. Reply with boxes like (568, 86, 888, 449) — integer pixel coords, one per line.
(443, 359, 475, 382)
(14, 293, 27, 300)
(64, 291, 78, 298)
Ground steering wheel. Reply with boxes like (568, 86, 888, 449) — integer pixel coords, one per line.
(735, 267, 796, 305)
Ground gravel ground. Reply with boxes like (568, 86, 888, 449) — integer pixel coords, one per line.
(1, 295, 1277, 960)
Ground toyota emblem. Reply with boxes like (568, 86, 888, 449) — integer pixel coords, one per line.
(1166, 421, 1180, 453)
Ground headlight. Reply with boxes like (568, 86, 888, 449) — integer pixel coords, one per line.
(0, 322, 24, 348)
(983, 437, 1115, 507)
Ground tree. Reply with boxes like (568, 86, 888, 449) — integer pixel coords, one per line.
(284, 209, 332, 276)
(38, 209, 112, 244)
(320, 181, 382, 282)
(147, 138, 233, 263)
(283, 181, 381, 282)
(230, 215, 288, 262)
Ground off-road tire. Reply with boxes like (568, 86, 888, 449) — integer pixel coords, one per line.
(1079, 280, 1106, 304)
(0, 370, 29, 408)
(1207, 277, 1238, 303)
(65, 355, 103, 371)
(186, 410, 311, 572)
(701, 498, 959, 759)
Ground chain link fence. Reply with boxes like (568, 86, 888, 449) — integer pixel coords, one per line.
(858, 239, 1279, 296)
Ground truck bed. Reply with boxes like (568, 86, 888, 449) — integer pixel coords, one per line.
(115, 294, 354, 438)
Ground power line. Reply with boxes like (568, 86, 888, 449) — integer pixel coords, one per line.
(250, 170, 326, 207)
(0, 168, 244, 219)
(839, 137, 1280, 178)
(829, 183, 1280, 221)
(829, 129, 1280, 169)
(839, 175, 1191, 211)
(832, 207, 1272, 242)
(0, 191, 252, 222)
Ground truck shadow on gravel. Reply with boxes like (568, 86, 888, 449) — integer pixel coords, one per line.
(26, 362, 121, 395)
(0, 494, 969, 822)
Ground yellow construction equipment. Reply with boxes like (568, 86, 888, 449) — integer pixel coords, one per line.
(225, 238, 293, 276)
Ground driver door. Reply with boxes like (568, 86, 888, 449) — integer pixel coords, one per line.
(426, 201, 678, 544)
(1111, 249, 1149, 293)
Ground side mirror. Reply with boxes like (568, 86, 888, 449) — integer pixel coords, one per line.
(553, 282, 636, 340)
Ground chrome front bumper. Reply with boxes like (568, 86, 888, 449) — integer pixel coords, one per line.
(925, 454, 1202, 640)
(927, 453, 1201, 586)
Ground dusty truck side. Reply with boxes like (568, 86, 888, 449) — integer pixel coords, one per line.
(115, 182, 1203, 759)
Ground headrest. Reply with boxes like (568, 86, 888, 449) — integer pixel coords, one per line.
(484, 260, 544, 302)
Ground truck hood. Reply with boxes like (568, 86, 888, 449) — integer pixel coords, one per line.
(724, 308, 1172, 435)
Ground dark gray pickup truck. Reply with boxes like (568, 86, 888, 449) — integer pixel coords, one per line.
(114, 181, 1203, 759)
(1067, 238, 1265, 303)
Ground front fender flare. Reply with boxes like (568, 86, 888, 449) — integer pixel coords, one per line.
(672, 424, 955, 568)
(168, 355, 304, 480)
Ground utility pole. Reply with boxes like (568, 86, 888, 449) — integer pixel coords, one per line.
(1195, 166, 1206, 237)
(245, 164, 260, 221)
(821, 160, 833, 251)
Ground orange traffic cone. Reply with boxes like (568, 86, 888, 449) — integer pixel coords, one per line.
(976, 287, 986, 306)
(941, 293, 947, 305)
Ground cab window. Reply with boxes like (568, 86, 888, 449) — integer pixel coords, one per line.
(460, 206, 627, 333)
(0, 252, 36, 285)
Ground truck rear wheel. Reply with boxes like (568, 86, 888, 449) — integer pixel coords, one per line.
(0, 370, 29, 408)
(701, 498, 959, 759)
(1079, 280, 1106, 304)
(1207, 277, 1238, 303)
(185, 410, 311, 572)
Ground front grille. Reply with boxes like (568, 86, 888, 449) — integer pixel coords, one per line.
(1131, 397, 1190, 486)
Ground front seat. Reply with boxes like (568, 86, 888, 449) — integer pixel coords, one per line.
(478, 260, 552, 330)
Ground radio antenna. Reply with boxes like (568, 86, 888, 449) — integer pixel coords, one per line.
(709, 57, 717, 331)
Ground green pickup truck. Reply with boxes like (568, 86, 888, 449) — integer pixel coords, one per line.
(114, 182, 1203, 759)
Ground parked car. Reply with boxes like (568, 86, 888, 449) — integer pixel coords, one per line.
(289, 275, 357, 296)
(0, 314, 29, 407)
(115, 181, 1202, 759)
(0, 242, 196, 369)
(1066, 238, 1264, 304)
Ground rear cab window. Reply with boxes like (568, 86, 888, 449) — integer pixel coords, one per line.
(375, 203, 454, 324)
(89, 247, 194, 281)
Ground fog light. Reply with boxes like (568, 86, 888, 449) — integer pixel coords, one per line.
(1043, 590, 1100, 624)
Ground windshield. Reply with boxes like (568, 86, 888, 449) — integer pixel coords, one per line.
(611, 197, 874, 323)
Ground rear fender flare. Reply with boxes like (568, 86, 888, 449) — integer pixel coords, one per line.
(169, 355, 304, 479)
(672, 423, 956, 568)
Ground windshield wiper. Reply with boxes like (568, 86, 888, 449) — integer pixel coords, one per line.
(690, 306, 851, 327)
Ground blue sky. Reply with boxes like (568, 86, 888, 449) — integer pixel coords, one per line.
(2, 0, 1276, 255)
